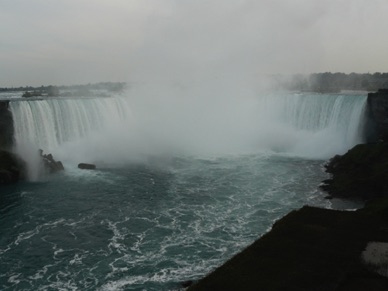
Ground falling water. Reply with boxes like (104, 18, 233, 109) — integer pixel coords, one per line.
(9, 92, 367, 166)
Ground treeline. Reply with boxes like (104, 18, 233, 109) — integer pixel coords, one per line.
(0, 82, 126, 97)
(272, 72, 388, 92)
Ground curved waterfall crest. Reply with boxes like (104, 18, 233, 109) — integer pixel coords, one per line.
(9, 93, 367, 167)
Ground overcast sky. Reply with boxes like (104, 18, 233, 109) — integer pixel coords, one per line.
(1, 0, 388, 86)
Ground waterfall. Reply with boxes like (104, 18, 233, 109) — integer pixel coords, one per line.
(9, 97, 135, 178)
(252, 93, 367, 158)
(9, 92, 367, 174)
(10, 97, 133, 151)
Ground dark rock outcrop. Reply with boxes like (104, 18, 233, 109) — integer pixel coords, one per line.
(0, 102, 26, 184)
(0, 101, 14, 150)
(181, 280, 194, 288)
(40, 150, 65, 173)
(320, 143, 388, 200)
(78, 163, 96, 170)
(0, 150, 26, 184)
(365, 89, 388, 142)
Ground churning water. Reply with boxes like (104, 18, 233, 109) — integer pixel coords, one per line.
(1, 90, 367, 290)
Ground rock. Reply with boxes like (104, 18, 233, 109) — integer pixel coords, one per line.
(40, 150, 65, 173)
(78, 163, 96, 170)
(0, 169, 17, 184)
(181, 280, 194, 288)
(0, 150, 26, 184)
(54, 161, 65, 171)
(0, 101, 14, 150)
(320, 143, 388, 200)
(324, 154, 341, 172)
(365, 89, 388, 143)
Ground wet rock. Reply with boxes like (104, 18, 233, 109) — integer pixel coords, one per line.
(324, 154, 341, 172)
(40, 150, 65, 173)
(0, 101, 14, 150)
(181, 280, 194, 288)
(365, 89, 388, 142)
(0, 150, 26, 184)
(55, 161, 65, 171)
(320, 143, 388, 200)
(78, 163, 96, 170)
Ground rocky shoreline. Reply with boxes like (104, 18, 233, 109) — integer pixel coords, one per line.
(188, 89, 388, 290)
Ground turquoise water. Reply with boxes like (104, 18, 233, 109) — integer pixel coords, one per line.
(1, 91, 367, 290)
(1, 154, 330, 290)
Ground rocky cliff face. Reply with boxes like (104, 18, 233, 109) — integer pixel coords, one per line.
(0, 101, 26, 184)
(321, 143, 388, 200)
(365, 89, 388, 142)
(0, 101, 14, 150)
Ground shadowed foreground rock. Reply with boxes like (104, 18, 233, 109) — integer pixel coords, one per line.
(189, 199, 388, 291)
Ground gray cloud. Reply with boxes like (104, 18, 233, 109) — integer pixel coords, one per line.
(1, 0, 388, 86)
